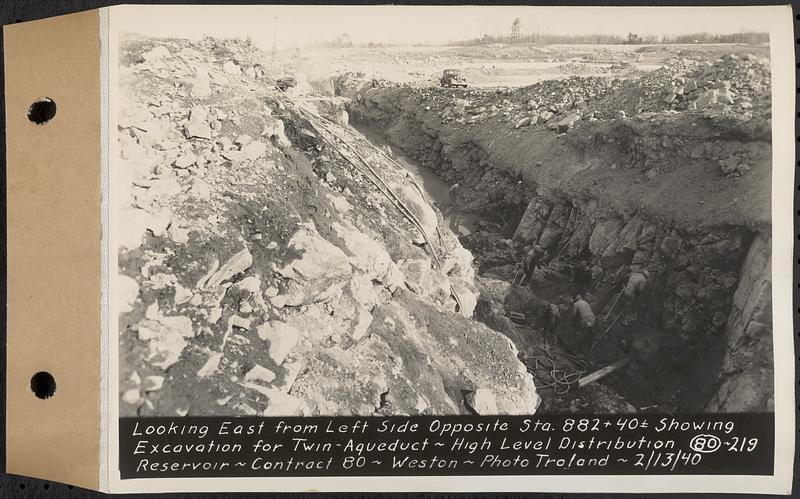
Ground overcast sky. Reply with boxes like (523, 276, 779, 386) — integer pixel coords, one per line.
(113, 5, 778, 49)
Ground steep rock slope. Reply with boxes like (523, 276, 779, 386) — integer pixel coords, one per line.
(115, 36, 538, 417)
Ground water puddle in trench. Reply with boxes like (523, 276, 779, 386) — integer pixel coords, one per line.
(352, 125, 479, 237)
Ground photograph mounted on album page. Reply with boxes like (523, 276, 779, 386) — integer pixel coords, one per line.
(4, 3, 795, 494)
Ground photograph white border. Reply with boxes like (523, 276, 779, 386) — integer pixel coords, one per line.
(103, 4, 795, 494)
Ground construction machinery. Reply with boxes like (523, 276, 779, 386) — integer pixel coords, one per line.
(440, 69, 468, 88)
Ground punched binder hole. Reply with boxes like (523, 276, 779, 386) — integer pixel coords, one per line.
(30, 371, 56, 399)
(27, 97, 57, 125)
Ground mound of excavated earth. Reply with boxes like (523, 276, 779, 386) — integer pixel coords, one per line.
(116, 35, 539, 417)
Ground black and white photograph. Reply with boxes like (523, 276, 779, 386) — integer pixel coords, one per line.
(3, 3, 795, 494)
(112, 5, 779, 421)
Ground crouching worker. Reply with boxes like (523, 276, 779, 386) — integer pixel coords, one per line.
(623, 269, 649, 307)
(572, 294, 598, 352)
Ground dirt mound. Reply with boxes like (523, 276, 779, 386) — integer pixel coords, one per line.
(590, 53, 771, 121)
(341, 52, 770, 142)
(351, 86, 770, 231)
(116, 35, 539, 417)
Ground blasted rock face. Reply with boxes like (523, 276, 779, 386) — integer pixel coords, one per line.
(465, 389, 499, 415)
(706, 234, 773, 412)
(276, 223, 354, 307)
(117, 35, 540, 418)
(289, 291, 540, 416)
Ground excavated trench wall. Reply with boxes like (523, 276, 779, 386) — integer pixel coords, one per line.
(348, 86, 773, 412)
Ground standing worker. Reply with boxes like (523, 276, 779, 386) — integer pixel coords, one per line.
(447, 182, 461, 227)
(519, 244, 545, 286)
(572, 259, 592, 293)
(545, 302, 561, 348)
(513, 245, 530, 284)
(448, 183, 461, 208)
(572, 294, 597, 350)
(513, 246, 528, 284)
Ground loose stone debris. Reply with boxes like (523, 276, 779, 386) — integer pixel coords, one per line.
(118, 34, 772, 417)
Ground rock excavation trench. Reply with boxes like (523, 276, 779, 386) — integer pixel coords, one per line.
(340, 53, 773, 413)
(117, 35, 772, 417)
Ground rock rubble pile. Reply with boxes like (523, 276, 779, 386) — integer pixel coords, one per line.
(117, 35, 539, 417)
(347, 52, 770, 151)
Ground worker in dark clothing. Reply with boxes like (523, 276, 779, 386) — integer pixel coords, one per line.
(513, 246, 529, 284)
(572, 259, 592, 293)
(519, 244, 545, 286)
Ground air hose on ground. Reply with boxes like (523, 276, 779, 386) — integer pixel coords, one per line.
(261, 73, 467, 315)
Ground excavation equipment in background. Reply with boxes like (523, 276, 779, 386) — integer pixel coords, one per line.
(440, 69, 468, 88)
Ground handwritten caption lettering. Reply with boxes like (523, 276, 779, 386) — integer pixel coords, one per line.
(119, 414, 773, 478)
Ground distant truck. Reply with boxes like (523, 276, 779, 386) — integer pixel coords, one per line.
(440, 69, 467, 88)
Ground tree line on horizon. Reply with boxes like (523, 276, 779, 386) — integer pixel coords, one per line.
(304, 27, 769, 50)
(450, 30, 769, 46)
